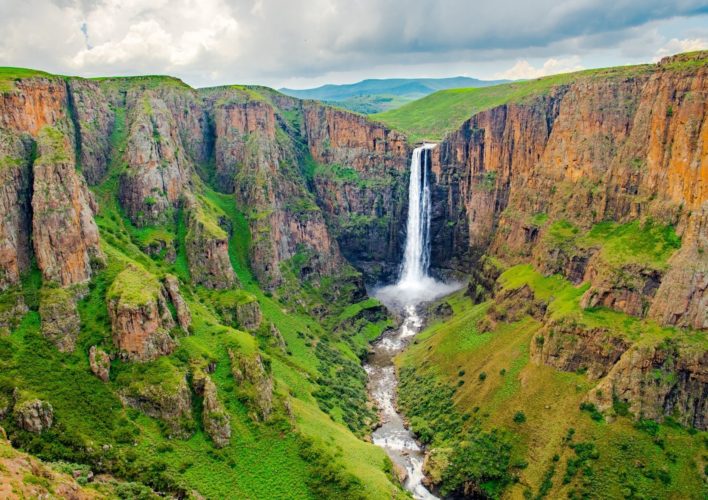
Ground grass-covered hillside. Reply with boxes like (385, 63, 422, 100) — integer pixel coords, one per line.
(372, 64, 659, 142)
(397, 221, 707, 498)
(280, 76, 508, 114)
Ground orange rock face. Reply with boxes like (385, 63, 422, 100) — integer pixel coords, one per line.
(0, 78, 69, 135)
(107, 266, 177, 362)
(432, 54, 708, 329)
(31, 127, 104, 286)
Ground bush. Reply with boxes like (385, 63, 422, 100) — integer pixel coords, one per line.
(579, 402, 604, 422)
(479, 372, 487, 382)
(441, 430, 512, 497)
(513, 411, 526, 424)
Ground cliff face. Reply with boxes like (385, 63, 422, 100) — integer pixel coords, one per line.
(302, 104, 410, 280)
(431, 54, 707, 329)
(32, 127, 104, 286)
(207, 90, 345, 288)
(0, 130, 33, 291)
(120, 89, 195, 226)
(0, 77, 105, 291)
(67, 79, 114, 185)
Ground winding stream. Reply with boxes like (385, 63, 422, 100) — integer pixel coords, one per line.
(365, 305, 436, 499)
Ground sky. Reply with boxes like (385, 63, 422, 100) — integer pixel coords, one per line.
(1, 0, 707, 89)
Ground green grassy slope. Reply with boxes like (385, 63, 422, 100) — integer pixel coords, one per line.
(398, 264, 706, 498)
(372, 64, 657, 142)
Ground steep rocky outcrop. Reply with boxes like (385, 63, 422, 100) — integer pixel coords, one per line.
(32, 126, 105, 286)
(89, 346, 111, 382)
(214, 293, 262, 331)
(0, 129, 33, 291)
(13, 392, 53, 434)
(67, 79, 114, 185)
(107, 265, 176, 361)
(430, 53, 708, 329)
(588, 340, 707, 429)
(207, 91, 344, 288)
(648, 208, 708, 329)
(162, 274, 191, 332)
(302, 104, 410, 280)
(119, 91, 194, 226)
(480, 284, 547, 332)
(0, 77, 70, 135)
(39, 286, 81, 353)
(192, 370, 231, 448)
(185, 200, 237, 289)
(118, 368, 193, 438)
(531, 318, 632, 379)
(228, 349, 273, 421)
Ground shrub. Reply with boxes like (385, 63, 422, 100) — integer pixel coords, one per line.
(479, 372, 487, 382)
(579, 402, 604, 422)
(513, 411, 526, 424)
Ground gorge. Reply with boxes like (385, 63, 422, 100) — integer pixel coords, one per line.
(0, 50, 706, 499)
(368, 144, 459, 499)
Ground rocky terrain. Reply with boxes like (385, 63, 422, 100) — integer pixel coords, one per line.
(0, 51, 705, 499)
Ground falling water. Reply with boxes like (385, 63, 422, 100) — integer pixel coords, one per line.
(369, 144, 460, 499)
(399, 143, 435, 286)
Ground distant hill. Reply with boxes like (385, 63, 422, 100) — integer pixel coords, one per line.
(279, 77, 509, 114)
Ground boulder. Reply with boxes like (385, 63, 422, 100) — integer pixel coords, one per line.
(14, 393, 53, 433)
(163, 274, 191, 332)
(39, 286, 80, 353)
(89, 346, 111, 382)
(228, 349, 273, 421)
(185, 202, 236, 289)
(193, 370, 231, 448)
(119, 368, 193, 438)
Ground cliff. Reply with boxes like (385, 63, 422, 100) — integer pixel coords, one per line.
(431, 52, 707, 330)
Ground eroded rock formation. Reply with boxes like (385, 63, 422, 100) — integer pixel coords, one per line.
(107, 265, 176, 361)
(39, 286, 81, 353)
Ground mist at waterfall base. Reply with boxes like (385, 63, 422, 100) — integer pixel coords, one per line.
(374, 143, 461, 311)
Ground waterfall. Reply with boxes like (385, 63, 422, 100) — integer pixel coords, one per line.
(375, 143, 459, 310)
(399, 143, 436, 286)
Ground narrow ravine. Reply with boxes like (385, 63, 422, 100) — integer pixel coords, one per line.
(368, 144, 459, 499)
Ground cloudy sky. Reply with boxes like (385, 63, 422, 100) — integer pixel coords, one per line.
(1, 0, 707, 89)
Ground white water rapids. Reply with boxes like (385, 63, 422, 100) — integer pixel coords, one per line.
(368, 144, 460, 499)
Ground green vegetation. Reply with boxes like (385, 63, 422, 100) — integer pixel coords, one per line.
(107, 264, 162, 307)
(0, 67, 53, 92)
(398, 268, 706, 498)
(374, 64, 654, 141)
(0, 77, 404, 499)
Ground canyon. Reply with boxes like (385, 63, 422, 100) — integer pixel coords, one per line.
(0, 50, 705, 499)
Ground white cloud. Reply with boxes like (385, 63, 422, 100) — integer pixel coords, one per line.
(68, 0, 240, 72)
(495, 56, 585, 80)
(656, 37, 708, 58)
